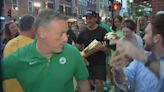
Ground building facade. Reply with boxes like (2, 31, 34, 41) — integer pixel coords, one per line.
(78, 0, 96, 18)
(151, 0, 164, 15)
(3, 0, 111, 20)
(134, 0, 164, 15)
(96, 0, 110, 20)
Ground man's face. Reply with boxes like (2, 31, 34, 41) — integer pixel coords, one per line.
(143, 23, 154, 51)
(41, 20, 68, 53)
(85, 16, 97, 28)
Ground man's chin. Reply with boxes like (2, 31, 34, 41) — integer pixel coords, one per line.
(144, 45, 152, 51)
(53, 50, 61, 53)
(53, 48, 64, 53)
(87, 25, 92, 28)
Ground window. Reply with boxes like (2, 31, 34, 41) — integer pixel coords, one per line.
(48, 3, 54, 9)
(59, 5, 64, 14)
(100, 4, 102, 9)
(48, 0, 54, 9)
(12, 0, 18, 10)
(66, 7, 72, 16)
(28, 0, 33, 12)
(66, 0, 71, 2)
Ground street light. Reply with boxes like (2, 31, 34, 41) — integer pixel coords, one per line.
(14, 7, 19, 11)
(129, 0, 133, 3)
(34, 2, 41, 8)
(33, 2, 41, 15)
(139, 9, 142, 12)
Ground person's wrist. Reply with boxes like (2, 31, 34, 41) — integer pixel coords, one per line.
(111, 67, 121, 73)
(144, 53, 157, 66)
(136, 49, 147, 62)
(141, 54, 148, 63)
(112, 68, 125, 83)
(145, 55, 151, 66)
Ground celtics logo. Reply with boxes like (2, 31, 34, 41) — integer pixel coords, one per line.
(59, 57, 67, 64)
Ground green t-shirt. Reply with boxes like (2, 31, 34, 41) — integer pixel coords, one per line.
(2, 40, 89, 92)
(99, 22, 113, 32)
(107, 29, 123, 64)
(115, 29, 123, 38)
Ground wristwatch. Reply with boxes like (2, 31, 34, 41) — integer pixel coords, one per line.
(145, 53, 157, 66)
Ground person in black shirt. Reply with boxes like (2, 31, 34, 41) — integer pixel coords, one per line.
(67, 29, 76, 45)
(76, 10, 108, 92)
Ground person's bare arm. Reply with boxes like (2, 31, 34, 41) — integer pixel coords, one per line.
(75, 43, 84, 51)
(116, 40, 160, 78)
(111, 51, 129, 91)
(78, 80, 90, 92)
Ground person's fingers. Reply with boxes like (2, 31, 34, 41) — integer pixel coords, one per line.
(111, 52, 121, 66)
(102, 41, 106, 45)
(112, 51, 121, 62)
(83, 57, 90, 66)
(116, 40, 138, 59)
(116, 40, 124, 46)
(111, 50, 131, 70)
(95, 42, 101, 48)
(119, 53, 131, 66)
(113, 60, 126, 70)
(116, 40, 126, 51)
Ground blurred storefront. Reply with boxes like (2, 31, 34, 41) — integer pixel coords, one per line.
(134, 0, 164, 15)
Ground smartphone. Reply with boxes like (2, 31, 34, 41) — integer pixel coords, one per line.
(104, 39, 116, 51)
(108, 44, 116, 51)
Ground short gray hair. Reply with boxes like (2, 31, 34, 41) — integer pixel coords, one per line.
(34, 8, 67, 32)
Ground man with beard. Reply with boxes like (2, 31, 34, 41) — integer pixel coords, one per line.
(76, 10, 107, 92)
(111, 13, 164, 92)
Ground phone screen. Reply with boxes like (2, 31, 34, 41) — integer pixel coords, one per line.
(107, 44, 116, 51)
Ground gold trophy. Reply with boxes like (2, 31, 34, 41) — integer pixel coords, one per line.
(81, 39, 101, 57)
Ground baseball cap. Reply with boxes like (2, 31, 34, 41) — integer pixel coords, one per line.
(84, 10, 97, 17)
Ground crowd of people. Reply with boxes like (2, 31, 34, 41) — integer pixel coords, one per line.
(0, 8, 164, 92)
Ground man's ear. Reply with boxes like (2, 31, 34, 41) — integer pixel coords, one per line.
(37, 26, 47, 38)
(153, 34, 161, 43)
